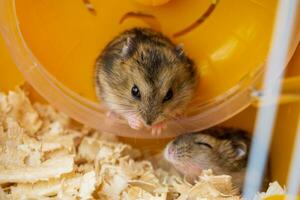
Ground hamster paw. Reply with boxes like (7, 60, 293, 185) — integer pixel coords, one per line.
(127, 115, 143, 130)
(151, 122, 167, 136)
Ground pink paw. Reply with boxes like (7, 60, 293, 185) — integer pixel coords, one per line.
(126, 114, 143, 130)
(151, 122, 167, 136)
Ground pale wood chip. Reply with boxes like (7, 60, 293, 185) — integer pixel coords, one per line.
(0, 155, 74, 183)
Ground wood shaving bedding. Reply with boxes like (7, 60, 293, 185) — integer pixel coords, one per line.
(0, 89, 284, 200)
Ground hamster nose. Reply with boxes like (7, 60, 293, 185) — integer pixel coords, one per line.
(168, 145, 175, 154)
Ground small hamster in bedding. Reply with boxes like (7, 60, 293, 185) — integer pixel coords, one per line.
(164, 127, 252, 191)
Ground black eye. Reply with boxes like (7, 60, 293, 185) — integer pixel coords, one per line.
(194, 141, 212, 149)
(131, 85, 141, 100)
(163, 89, 173, 103)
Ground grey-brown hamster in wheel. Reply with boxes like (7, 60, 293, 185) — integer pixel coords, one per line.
(94, 27, 198, 135)
(164, 127, 251, 191)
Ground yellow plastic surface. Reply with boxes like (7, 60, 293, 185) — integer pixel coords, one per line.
(5, 0, 293, 138)
(270, 44, 300, 186)
(0, 0, 299, 138)
(265, 195, 300, 200)
(134, 0, 171, 6)
(0, 34, 23, 92)
(15, 0, 276, 103)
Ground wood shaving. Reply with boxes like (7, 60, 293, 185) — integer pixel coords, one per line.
(0, 155, 74, 184)
(253, 182, 286, 200)
(0, 89, 282, 199)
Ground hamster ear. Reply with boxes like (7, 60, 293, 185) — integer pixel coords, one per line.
(234, 141, 248, 160)
(174, 43, 185, 57)
(121, 37, 135, 58)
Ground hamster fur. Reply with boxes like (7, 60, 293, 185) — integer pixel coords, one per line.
(95, 27, 198, 135)
(164, 127, 261, 191)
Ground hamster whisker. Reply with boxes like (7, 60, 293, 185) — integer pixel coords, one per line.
(102, 101, 134, 109)
(162, 114, 181, 121)
(162, 113, 187, 134)
(180, 120, 203, 130)
(102, 102, 139, 114)
(107, 93, 135, 103)
(165, 121, 185, 136)
(164, 112, 202, 131)
(106, 107, 138, 113)
(102, 99, 129, 105)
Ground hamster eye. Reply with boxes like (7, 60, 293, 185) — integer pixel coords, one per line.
(131, 85, 141, 100)
(163, 89, 173, 103)
(194, 141, 212, 149)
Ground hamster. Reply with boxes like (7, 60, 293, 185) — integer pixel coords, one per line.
(164, 127, 252, 191)
(94, 28, 198, 135)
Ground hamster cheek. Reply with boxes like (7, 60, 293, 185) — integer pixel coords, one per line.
(175, 162, 203, 178)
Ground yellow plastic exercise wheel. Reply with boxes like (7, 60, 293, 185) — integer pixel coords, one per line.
(0, 0, 300, 138)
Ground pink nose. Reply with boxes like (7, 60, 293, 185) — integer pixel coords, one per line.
(168, 145, 175, 155)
